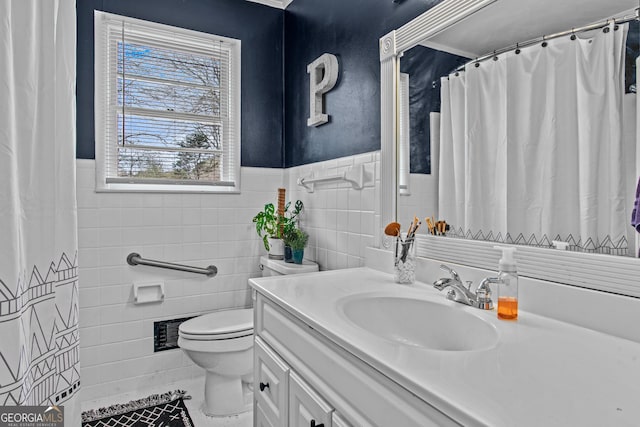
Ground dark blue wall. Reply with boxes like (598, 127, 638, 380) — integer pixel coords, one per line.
(79, 2, 638, 170)
(283, 0, 443, 168)
(77, 0, 284, 168)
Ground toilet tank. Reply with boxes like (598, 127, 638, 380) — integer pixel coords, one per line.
(260, 256, 319, 277)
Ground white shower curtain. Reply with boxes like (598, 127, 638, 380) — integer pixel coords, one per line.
(0, 0, 80, 424)
(439, 23, 633, 254)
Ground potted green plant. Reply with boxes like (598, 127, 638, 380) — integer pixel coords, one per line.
(288, 228, 309, 264)
(253, 200, 303, 259)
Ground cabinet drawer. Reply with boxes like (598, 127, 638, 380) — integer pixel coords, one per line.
(289, 371, 333, 427)
(255, 336, 289, 426)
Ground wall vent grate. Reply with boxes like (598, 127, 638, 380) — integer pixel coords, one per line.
(154, 316, 197, 352)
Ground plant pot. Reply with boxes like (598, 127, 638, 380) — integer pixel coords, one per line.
(292, 248, 304, 264)
(284, 245, 294, 263)
(268, 237, 284, 260)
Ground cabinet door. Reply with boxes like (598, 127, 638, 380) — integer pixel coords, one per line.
(255, 337, 289, 427)
(256, 401, 276, 427)
(331, 413, 352, 427)
(289, 371, 333, 427)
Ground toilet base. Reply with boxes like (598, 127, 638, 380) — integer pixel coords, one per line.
(202, 371, 252, 417)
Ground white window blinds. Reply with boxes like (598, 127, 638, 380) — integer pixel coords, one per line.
(94, 12, 241, 192)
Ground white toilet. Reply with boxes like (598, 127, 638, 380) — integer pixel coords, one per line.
(178, 309, 254, 416)
(178, 256, 318, 417)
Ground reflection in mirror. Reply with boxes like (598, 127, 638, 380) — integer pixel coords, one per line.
(398, 6, 640, 257)
(397, 47, 466, 231)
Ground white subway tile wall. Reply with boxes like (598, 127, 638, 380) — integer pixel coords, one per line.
(77, 153, 380, 402)
(77, 159, 282, 401)
(285, 152, 381, 270)
(397, 173, 438, 234)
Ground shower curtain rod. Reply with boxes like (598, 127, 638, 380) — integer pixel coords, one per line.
(454, 8, 639, 72)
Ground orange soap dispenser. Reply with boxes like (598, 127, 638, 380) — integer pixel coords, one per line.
(495, 246, 518, 320)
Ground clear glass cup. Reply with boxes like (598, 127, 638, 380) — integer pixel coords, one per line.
(394, 237, 416, 284)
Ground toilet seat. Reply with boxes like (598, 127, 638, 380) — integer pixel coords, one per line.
(179, 308, 253, 341)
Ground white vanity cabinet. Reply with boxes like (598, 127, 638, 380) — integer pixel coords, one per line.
(253, 292, 459, 427)
(255, 338, 289, 426)
(255, 336, 336, 427)
(289, 371, 333, 427)
(331, 413, 351, 427)
(256, 403, 276, 427)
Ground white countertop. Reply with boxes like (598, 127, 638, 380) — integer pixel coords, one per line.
(249, 267, 640, 427)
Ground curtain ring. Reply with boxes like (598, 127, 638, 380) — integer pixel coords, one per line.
(541, 36, 547, 48)
(603, 21, 611, 33)
(493, 51, 498, 61)
(474, 62, 480, 68)
(515, 43, 521, 55)
(570, 29, 576, 40)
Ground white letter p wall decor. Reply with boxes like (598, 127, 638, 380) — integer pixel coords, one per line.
(307, 53, 339, 127)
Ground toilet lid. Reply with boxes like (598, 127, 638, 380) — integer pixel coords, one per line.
(179, 308, 253, 340)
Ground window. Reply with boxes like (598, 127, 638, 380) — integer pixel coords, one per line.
(94, 12, 241, 192)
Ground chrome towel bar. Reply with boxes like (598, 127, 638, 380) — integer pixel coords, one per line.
(126, 252, 218, 277)
(297, 164, 365, 193)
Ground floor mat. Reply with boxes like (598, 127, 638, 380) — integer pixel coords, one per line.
(81, 390, 193, 427)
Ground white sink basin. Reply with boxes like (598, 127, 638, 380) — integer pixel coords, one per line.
(339, 295, 499, 351)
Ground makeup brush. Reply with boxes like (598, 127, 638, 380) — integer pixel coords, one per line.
(384, 222, 401, 237)
(385, 221, 402, 265)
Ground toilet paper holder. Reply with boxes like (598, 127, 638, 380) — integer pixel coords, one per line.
(133, 282, 165, 304)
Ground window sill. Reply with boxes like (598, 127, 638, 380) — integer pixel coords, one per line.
(95, 182, 240, 194)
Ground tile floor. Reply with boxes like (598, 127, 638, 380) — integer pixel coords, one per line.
(80, 377, 252, 426)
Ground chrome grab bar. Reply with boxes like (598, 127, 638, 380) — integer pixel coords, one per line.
(126, 252, 217, 277)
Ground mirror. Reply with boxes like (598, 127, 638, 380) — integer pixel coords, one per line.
(379, 0, 640, 297)
(395, 0, 639, 258)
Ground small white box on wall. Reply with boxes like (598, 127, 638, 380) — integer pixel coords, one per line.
(133, 282, 165, 304)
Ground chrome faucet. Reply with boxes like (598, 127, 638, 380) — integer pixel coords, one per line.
(433, 264, 496, 310)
